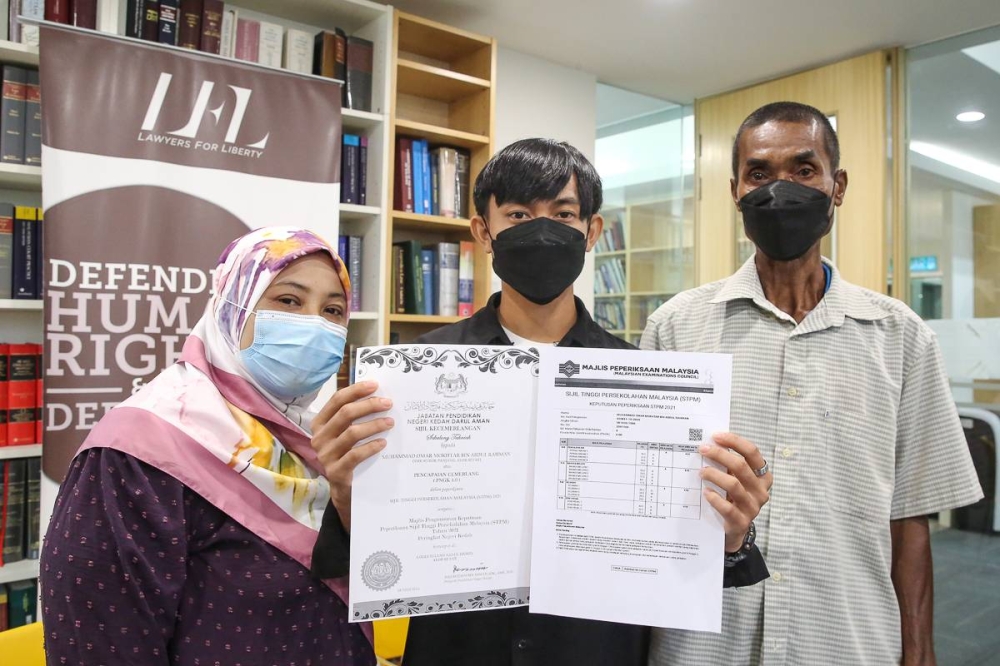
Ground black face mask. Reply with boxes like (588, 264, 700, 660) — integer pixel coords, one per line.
(739, 179, 836, 261)
(489, 217, 587, 305)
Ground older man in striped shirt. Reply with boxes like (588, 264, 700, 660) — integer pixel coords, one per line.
(643, 101, 982, 666)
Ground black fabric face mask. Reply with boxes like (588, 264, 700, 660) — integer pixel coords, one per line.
(739, 179, 836, 261)
(489, 217, 587, 305)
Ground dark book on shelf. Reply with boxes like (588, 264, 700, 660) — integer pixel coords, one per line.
(348, 235, 362, 312)
(394, 240, 424, 315)
(456, 149, 471, 218)
(177, 0, 202, 49)
(0, 459, 27, 565)
(394, 138, 414, 212)
(6, 579, 35, 628)
(158, 0, 179, 46)
(393, 244, 405, 314)
(0, 344, 8, 446)
(7, 343, 36, 446)
(199, 0, 223, 54)
(11, 206, 36, 300)
(24, 70, 40, 167)
(421, 248, 435, 316)
(345, 35, 373, 112)
(0, 584, 7, 632)
(44, 0, 69, 24)
(313, 28, 346, 81)
(0, 204, 13, 300)
(25, 456, 40, 559)
(341, 134, 360, 205)
(125, 0, 144, 38)
(1, 66, 27, 165)
(73, 0, 97, 29)
(141, 0, 160, 41)
(33, 207, 42, 299)
(358, 136, 368, 206)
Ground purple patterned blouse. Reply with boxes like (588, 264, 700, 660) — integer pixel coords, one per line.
(40, 449, 374, 666)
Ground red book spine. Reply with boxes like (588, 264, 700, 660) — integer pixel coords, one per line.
(199, 0, 223, 54)
(7, 344, 36, 445)
(234, 19, 259, 63)
(44, 0, 71, 24)
(34, 344, 42, 446)
(395, 139, 414, 213)
(177, 0, 202, 49)
(0, 344, 9, 446)
(73, 0, 97, 29)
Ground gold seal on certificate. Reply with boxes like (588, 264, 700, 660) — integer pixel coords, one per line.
(348, 345, 539, 621)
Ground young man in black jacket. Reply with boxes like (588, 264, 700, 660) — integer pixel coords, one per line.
(311, 138, 771, 666)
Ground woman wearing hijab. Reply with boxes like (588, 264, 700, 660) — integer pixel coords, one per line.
(40, 226, 386, 665)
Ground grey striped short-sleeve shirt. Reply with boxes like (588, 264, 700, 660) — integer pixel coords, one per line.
(641, 257, 983, 666)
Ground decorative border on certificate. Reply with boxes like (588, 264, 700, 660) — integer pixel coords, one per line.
(357, 346, 540, 378)
(352, 587, 531, 620)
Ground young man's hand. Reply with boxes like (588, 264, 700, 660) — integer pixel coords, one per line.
(699, 433, 773, 553)
(311, 381, 393, 532)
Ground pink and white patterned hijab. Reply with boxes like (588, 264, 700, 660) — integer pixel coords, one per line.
(80, 226, 365, 632)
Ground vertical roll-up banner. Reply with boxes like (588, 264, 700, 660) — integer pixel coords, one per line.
(38, 25, 342, 528)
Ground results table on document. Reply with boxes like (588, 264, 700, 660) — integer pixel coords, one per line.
(556, 439, 702, 519)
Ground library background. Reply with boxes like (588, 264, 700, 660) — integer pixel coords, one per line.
(0, 0, 998, 664)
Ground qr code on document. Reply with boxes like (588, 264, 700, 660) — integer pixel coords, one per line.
(688, 428, 703, 442)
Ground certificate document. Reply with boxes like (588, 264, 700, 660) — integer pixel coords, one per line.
(529, 347, 733, 632)
(349, 344, 539, 622)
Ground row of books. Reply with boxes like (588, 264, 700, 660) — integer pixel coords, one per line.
(394, 139, 471, 219)
(1, 66, 42, 167)
(0, 344, 43, 446)
(595, 256, 627, 295)
(0, 206, 43, 300)
(341, 134, 368, 206)
(594, 300, 626, 332)
(123, 1, 374, 112)
(633, 295, 670, 330)
(0, 457, 41, 566)
(392, 240, 473, 317)
(0, 579, 37, 631)
(595, 217, 625, 253)
(335, 235, 362, 312)
(5, 0, 96, 44)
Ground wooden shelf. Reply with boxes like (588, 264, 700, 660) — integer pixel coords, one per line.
(0, 163, 42, 190)
(0, 39, 39, 67)
(631, 291, 676, 297)
(595, 250, 627, 258)
(342, 108, 386, 133)
(595, 293, 627, 299)
(349, 311, 379, 320)
(394, 119, 489, 149)
(631, 246, 692, 255)
(0, 444, 42, 461)
(340, 203, 382, 222)
(0, 558, 39, 585)
(396, 59, 490, 103)
(392, 211, 471, 232)
(397, 13, 492, 66)
(0, 299, 43, 311)
(389, 314, 464, 324)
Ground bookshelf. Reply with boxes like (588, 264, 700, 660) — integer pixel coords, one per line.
(594, 195, 695, 345)
(386, 11, 496, 343)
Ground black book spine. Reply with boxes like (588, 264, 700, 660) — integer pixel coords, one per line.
(141, 0, 160, 41)
(11, 207, 36, 299)
(359, 137, 368, 206)
(24, 70, 41, 167)
(340, 136, 360, 205)
(125, 0, 143, 38)
(0, 66, 27, 165)
(158, 0, 178, 45)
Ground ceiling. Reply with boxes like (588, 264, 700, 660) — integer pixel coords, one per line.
(383, 0, 1000, 103)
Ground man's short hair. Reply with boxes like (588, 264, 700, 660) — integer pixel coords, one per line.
(473, 138, 603, 220)
(731, 101, 840, 178)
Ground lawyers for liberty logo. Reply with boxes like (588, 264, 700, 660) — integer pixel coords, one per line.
(138, 72, 270, 158)
(558, 360, 580, 378)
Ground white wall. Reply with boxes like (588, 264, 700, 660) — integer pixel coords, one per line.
(493, 47, 598, 312)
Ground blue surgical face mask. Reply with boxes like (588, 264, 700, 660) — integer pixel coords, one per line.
(238, 310, 348, 402)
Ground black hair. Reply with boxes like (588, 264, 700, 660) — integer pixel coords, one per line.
(731, 101, 840, 178)
(473, 138, 603, 220)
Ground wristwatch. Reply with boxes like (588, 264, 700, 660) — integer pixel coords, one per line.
(724, 522, 756, 568)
